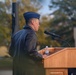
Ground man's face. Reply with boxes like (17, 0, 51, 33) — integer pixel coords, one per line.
(31, 18, 40, 31)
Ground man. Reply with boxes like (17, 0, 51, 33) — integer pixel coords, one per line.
(9, 12, 45, 75)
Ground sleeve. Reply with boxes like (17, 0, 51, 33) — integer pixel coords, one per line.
(24, 32, 43, 61)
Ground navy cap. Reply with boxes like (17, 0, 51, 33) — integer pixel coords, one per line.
(23, 12, 40, 21)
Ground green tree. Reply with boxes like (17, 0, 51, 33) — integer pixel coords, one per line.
(0, 1, 11, 46)
(37, 16, 51, 48)
(37, 16, 61, 48)
(0, 0, 42, 47)
(48, 0, 76, 47)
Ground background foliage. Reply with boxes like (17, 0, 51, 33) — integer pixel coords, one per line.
(0, 0, 76, 49)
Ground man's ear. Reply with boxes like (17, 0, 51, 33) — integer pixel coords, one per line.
(31, 19, 35, 25)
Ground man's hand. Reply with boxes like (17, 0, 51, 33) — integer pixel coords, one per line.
(43, 54, 48, 58)
(42, 54, 48, 63)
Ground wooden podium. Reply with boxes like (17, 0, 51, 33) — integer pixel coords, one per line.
(39, 47, 76, 75)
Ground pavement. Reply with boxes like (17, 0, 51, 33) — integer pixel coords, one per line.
(0, 70, 12, 75)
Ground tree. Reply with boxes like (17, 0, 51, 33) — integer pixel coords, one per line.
(48, 0, 76, 47)
(0, 0, 42, 46)
(37, 15, 61, 48)
(0, 1, 11, 46)
(0, 0, 59, 48)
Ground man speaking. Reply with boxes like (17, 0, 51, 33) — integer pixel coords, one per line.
(9, 12, 45, 75)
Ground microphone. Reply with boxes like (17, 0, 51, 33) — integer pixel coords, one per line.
(44, 31, 71, 47)
(44, 30, 61, 38)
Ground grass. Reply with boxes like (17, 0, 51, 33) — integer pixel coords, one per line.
(0, 57, 13, 69)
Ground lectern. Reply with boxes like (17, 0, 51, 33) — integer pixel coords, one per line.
(39, 47, 76, 75)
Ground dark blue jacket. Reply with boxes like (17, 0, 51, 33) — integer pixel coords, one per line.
(9, 25, 45, 75)
(9, 25, 43, 61)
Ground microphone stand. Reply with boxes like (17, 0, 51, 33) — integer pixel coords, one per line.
(51, 37, 71, 47)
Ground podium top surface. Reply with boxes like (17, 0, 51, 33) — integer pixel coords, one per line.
(44, 47, 76, 59)
(41, 47, 76, 68)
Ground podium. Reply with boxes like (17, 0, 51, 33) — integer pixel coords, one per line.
(39, 47, 76, 75)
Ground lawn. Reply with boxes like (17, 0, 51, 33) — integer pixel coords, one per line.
(0, 57, 13, 69)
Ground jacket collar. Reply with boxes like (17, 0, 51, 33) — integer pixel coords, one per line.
(23, 25, 36, 35)
(23, 25, 32, 29)
(23, 25, 35, 32)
